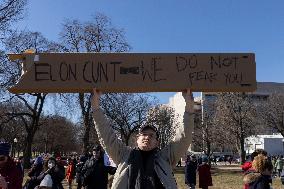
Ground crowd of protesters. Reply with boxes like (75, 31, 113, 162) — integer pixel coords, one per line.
(2, 141, 284, 189)
(0, 140, 117, 189)
(1, 88, 284, 188)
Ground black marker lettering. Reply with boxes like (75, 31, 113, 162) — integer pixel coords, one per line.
(34, 63, 51, 81)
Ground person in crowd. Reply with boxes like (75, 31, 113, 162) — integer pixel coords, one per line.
(280, 168, 284, 185)
(228, 156, 232, 165)
(271, 156, 276, 177)
(81, 144, 117, 189)
(35, 157, 65, 189)
(242, 149, 268, 189)
(185, 154, 198, 189)
(25, 156, 44, 189)
(91, 88, 195, 189)
(243, 154, 273, 189)
(275, 155, 283, 177)
(212, 156, 217, 165)
(197, 156, 213, 189)
(35, 174, 53, 189)
(65, 157, 75, 189)
(75, 155, 88, 189)
(15, 156, 24, 178)
(242, 149, 268, 172)
(176, 158, 182, 167)
(0, 141, 23, 189)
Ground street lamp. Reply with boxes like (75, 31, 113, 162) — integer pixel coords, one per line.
(13, 138, 18, 157)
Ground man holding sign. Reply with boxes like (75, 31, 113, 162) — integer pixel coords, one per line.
(92, 88, 194, 189)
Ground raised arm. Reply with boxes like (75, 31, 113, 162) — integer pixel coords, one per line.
(91, 89, 131, 165)
(164, 89, 195, 167)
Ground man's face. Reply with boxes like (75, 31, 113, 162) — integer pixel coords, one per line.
(0, 155, 8, 167)
(93, 149, 101, 159)
(137, 128, 159, 151)
(48, 159, 56, 169)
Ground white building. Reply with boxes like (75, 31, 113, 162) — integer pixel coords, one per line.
(245, 134, 284, 155)
(167, 92, 201, 152)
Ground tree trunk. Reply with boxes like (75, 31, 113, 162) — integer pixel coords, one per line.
(240, 129, 246, 164)
(23, 132, 34, 169)
(239, 104, 246, 164)
(83, 122, 91, 154)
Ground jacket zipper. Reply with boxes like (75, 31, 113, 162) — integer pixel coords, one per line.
(156, 162, 167, 176)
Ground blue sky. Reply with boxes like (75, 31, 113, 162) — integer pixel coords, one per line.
(16, 0, 284, 104)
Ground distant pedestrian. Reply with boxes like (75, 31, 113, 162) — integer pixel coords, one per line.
(213, 156, 217, 165)
(177, 158, 182, 167)
(197, 156, 212, 189)
(185, 155, 198, 189)
(271, 156, 277, 177)
(275, 155, 283, 177)
(81, 145, 116, 189)
(75, 155, 87, 189)
(66, 158, 75, 189)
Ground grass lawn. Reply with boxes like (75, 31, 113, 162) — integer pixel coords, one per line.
(24, 165, 283, 188)
(175, 165, 283, 189)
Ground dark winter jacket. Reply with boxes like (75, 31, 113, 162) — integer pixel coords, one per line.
(198, 163, 212, 188)
(243, 171, 272, 189)
(36, 165, 65, 189)
(76, 161, 85, 183)
(185, 160, 197, 185)
(281, 169, 284, 185)
(81, 155, 116, 189)
(0, 157, 23, 189)
(25, 164, 44, 189)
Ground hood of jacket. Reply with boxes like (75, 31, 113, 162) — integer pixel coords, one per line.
(243, 172, 262, 184)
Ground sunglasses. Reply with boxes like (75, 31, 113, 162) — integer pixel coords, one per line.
(0, 156, 6, 161)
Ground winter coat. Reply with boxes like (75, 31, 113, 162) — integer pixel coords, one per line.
(198, 163, 213, 188)
(75, 161, 85, 183)
(242, 161, 252, 172)
(0, 157, 23, 189)
(93, 109, 194, 189)
(275, 158, 283, 170)
(185, 160, 197, 185)
(81, 156, 116, 189)
(243, 171, 271, 189)
(36, 165, 65, 189)
(280, 169, 284, 185)
(25, 164, 44, 189)
(66, 162, 75, 182)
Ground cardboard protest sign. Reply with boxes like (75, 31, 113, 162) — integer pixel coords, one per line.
(7, 53, 256, 93)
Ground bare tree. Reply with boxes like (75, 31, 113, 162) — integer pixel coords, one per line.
(59, 13, 131, 152)
(0, 0, 27, 34)
(100, 93, 156, 146)
(0, 30, 62, 168)
(214, 93, 258, 164)
(33, 115, 79, 154)
(260, 93, 284, 136)
(146, 105, 178, 148)
(201, 99, 218, 157)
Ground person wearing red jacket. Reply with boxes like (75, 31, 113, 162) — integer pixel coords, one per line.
(65, 158, 75, 189)
(242, 149, 268, 189)
(198, 156, 213, 189)
(0, 141, 23, 189)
